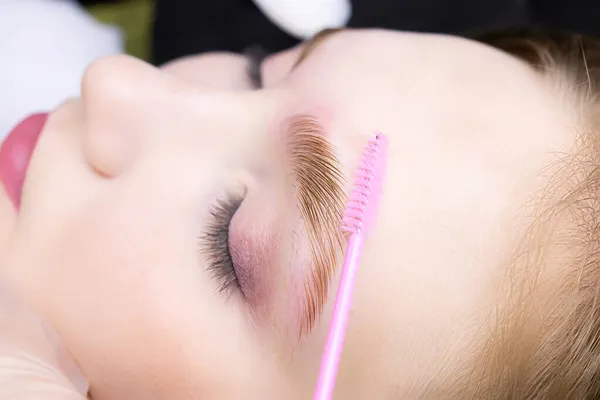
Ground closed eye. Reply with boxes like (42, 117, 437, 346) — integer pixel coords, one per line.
(244, 45, 268, 89)
(243, 29, 345, 90)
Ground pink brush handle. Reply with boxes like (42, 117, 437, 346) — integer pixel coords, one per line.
(313, 233, 365, 400)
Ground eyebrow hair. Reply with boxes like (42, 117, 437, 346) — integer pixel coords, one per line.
(285, 114, 346, 339)
(293, 28, 347, 69)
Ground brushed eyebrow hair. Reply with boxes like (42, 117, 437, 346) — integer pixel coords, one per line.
(285, 114, 346, 339)
(293, 28, 347, 70)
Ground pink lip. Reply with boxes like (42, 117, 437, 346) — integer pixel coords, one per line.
(0, 113, 49, 209)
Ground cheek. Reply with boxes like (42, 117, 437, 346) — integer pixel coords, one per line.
(6, 198, 242, 394)
(15, 194, 284, 398)
(0, 185, 16, 270)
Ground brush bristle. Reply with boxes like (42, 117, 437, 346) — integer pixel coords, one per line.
(341, 132, 387, 234)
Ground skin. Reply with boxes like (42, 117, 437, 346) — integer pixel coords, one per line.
(0, 29, 578, 399)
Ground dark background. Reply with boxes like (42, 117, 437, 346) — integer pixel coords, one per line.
(77, 0, 600, 65)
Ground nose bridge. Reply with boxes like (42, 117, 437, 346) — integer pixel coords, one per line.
(189, 90, 268, 142)
(82, 55, 180, 120)
(158, 90, 270, 176)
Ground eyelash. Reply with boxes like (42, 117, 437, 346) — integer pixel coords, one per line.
(245, 45, 268, 89)
(201, 195, 244, 296)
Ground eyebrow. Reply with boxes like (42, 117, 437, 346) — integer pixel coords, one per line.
(293, 28, 347, 69)
(285, 114, 347, 339)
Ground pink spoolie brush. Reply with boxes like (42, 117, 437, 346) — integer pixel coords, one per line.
(313, 132, 388, 400)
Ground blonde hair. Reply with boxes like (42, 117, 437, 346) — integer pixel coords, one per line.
(462, 29, 600, 399)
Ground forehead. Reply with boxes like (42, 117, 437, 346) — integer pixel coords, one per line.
(289, 29, 574, 153)
(297, 29, 540, 96)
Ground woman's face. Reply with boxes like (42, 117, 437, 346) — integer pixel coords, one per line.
(1, 29, 576, 399)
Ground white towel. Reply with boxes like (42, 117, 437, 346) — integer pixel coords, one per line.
(0, 0, 124, 138)
(252, 0, 352, 39)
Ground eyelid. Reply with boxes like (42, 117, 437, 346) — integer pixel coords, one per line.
(293, 27, 346, 68)
(258, 46, 303, 87)
(227, 115, 346, 339)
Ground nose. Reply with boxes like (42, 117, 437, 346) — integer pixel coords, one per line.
(81, 55, 177, 177)
(81, 55, 268, 178)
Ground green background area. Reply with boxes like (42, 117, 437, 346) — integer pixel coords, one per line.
(88, 0, 153, 61)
